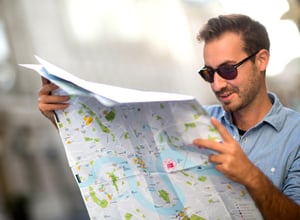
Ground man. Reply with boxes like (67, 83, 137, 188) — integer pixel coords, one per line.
(38, 14, 300, 219)
(192, 14, 300, 219)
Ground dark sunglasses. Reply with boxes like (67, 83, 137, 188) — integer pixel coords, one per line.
(198, 50, 259, 83)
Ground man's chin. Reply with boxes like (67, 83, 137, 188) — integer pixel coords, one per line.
(221, 102, 235, 112)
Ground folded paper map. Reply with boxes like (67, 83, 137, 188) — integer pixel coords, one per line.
(21, 57, 262, 220)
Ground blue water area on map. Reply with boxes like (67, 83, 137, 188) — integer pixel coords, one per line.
(77, 152, 220, 217)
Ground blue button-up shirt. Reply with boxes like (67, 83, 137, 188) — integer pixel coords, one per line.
(205, 93, 300, 204)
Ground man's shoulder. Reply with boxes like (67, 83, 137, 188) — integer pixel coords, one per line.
(269, 101, 300, 133)
(270, 92, 300, 120)
(281, 106, 300, 124)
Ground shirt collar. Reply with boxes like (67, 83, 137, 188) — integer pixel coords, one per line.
(263, 92, 284, 132)
(222, 92, 283, 132)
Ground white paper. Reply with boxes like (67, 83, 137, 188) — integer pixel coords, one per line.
(21, 56, 194, 107)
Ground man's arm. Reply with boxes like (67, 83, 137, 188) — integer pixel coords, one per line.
(245, 166, 300, 219)
(193, 117, 300, 220)
(38, 77, 70, 127)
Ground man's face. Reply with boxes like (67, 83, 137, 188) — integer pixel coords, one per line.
(203, 32, 262, 113)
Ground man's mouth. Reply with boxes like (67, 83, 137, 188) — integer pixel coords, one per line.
(217, 92, 233, 102)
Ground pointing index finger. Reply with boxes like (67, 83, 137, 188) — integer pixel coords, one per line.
(210, 117, 233, 143)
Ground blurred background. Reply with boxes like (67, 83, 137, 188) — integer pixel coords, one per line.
(0, 0, 299, 219)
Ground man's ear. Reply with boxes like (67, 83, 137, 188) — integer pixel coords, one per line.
(256, 49, 270, 72)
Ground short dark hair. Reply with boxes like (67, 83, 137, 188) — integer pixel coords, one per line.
(197, 14, 270, 55)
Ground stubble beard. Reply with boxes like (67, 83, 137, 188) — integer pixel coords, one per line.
(218, 72, 261, 113)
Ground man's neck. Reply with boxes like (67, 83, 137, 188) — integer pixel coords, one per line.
(232, 94, 272, 131)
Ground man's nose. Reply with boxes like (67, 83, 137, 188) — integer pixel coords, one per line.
(211, 72, 227, 90)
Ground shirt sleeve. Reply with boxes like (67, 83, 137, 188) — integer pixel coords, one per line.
(281, 147, 300, 205)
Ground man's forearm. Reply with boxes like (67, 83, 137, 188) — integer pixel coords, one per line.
(246, 169, 300, 220)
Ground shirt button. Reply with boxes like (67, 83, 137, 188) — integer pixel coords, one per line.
(271, 167, 276, 173)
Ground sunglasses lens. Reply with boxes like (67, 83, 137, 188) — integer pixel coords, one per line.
(218, 65, 237, 80)
(199, 67, 214, 83)
(198, 64, 238, 83)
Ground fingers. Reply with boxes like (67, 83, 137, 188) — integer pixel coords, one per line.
(41, 76, 50, 85)
(38, 77, 70, 127)
(38, 77, 70, 113)
(38, 83, 70, 110)
(38, 93, 70, 114)
(193, 117, 234, 153)
(38, 82, 58, 96)
(210, 117, 233, 143)
(38, 101, 69, 112)
(38, 94, 70, 105)
(193, 138, 224, 153)
(193, 117, 255, 184)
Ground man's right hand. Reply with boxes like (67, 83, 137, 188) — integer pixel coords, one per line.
(38, 77, 70, 126)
